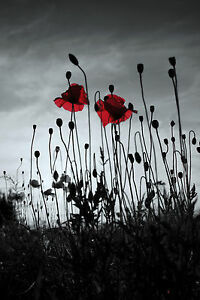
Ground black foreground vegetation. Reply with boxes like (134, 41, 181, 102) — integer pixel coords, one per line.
(1, 56, 200, 299)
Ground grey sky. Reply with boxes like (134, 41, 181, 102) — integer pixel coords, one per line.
(0, 0, 200, 196)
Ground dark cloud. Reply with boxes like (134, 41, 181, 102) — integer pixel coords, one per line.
(0, 0, 200, 186)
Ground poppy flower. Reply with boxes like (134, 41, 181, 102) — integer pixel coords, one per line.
(54, 83, 88, 112)
(96, 94, 137, 127)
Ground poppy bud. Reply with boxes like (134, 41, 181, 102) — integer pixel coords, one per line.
(66, 71, 72, 80)
(115, 134, 120, 142)
(68, 121, 74, 130)
(34, 151, 40, 158)
(152, 120, 159, 129)
(150, 105, 155, 113)
(33, 124, 37, 130)
(94, 103, 99, 112)
(109, 84, 114, 94)
(135, 152, 141, 164)
(169, 57, 176, 67)
(164, 138, 168, 145)
(56, 118, 63, 127)
(168, 69, 175, 78)
(171, 137, 175, 143)
(139, 115, 143, 122)
(85, 143, 89, 150)
(128, 103, 133, 111)
(55, 146, 60, 152)
(192, 137, 196, 145)
(53, 170, 59, 182)
(178, 172, 183, 179)
(128, 153, 134, 164)
(144, 161, 149, 172)
(137, 63, 144, 74)
(170, 169, 174, 175)
(92, 169, 97, 178)
(147, 182, 151, 189)
(49, 128, 53, 135)
(182, 134, 186, 140)
(69, 182, 76, 197)
(3, 171, 6, 175)
(68, 53, 79, 66)
(171, 177, 176, 184)
(181, 156, 187, 164)
(170, 120, 175, 127)
(197, 147, 200, 153)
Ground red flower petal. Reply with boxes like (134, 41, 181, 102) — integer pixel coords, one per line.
(54, 83, 88, 112)
(54, 97, 65, 108)
(62, 102, 84, 112)
(96, 95, 133, 127)
(62, 84, 88, 105)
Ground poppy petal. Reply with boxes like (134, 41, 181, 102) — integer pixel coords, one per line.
(62, 101, 84, 112)
(54, 97, 65, 108)
(111, 109, 133, 124)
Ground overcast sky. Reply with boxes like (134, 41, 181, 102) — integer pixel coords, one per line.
(1, 0, 200, 197)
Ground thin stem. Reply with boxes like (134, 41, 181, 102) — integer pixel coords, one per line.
(78, 65, 92, 189)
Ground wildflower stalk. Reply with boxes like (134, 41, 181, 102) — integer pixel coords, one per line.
(77, 65, 92, 189)
(29, 125, 38, 228)
(103, 127, 113, 189)
(123, 115, 132, 189)
(35, 154, 51, 228)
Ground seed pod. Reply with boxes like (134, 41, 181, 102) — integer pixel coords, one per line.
(68, 53, 79, 66)
(164, 138, 168, 145)
(150, 105, 155, 113)
(69, 183, 76, 197)
(128, 103, 133, 111)
(85, 143, 89, 150)
(169, 57, 176, 67)
(115, 134, 120, 142)
(49, 128, 53, 135)
(139, 115, 143, 122)
(181, 156, 187, 164)
(182, 134, 186, 140)
(34, 151, 40, 158)
(109, 84, 114, 94)
(152, 120, 159, 129)
(68, 121, 74, 130)
(56, 118, 63, 127)
(53, 170, 59, 182)
(171, 137, 175, 143)
(55, 146, 60, 152)
(66, 71, 72, 80)
(178, 172, 183, 179)
(33, 124, 37, 130)
(137, 63, 144, 74)
(92, 169, 97, 178)
(94, 103, 99, 112)
(192, 137, 196, 145)
(135, 152, 141, 164)
(168, 68, 175, 78)
(197, 147, 200, 153)
(144, 161, 149, 172)
(128, 153, 134, 164)
(170, 120, 175, 127)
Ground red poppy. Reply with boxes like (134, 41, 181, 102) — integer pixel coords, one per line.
(54, 83, 88, 112)
(96, 94, 137, 127)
